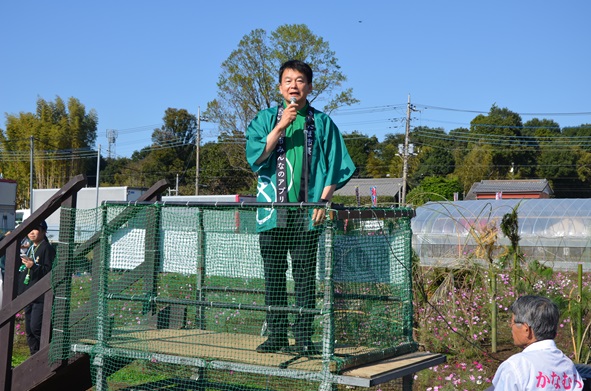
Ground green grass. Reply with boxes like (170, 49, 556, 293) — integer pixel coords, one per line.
(106, 361, 172, 389)
(11, 334, 30, 367)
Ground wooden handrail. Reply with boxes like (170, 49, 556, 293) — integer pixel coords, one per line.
(0, 177, 169, 391)
(0, 174, 87, 391)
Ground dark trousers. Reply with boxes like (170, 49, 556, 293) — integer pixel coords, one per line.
(24, 301, 44, 354)
(259, 220, 321, 344)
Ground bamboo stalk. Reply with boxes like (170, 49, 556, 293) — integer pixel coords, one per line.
(578, 264, 583, 353)
(491, 270, 497, 353)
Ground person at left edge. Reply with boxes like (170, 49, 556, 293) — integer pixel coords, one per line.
(18, 221, 55, 355)
(245, 59, 355, 355)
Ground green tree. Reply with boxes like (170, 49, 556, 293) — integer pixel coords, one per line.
(106, 108, 198, 191)
(0, 96, 97, 206)
(365, 133, 404, 178)
(342, 131, 378, 177)
(577, 151, 591, 183)
(151, 108, 198, 156)
(199, 140, 254, 195)
(411, 146, 455, 181)
(406, 176, 463, 206)
(215, 131, 255, 189)
(448, 127, 470, 169)
(522, 118, 561, 139)
(100, 157, 131, 186)
(454, 143, 494, 192)
(470, 105, 536, 178)
(521, 119, 561, 177)
(536, 145, 581, 180)
(410, 127, 455, 183)
(135, 147, 188, 188)
(563, 124, 591, 152)
(365, 149, 389, 178)
(204, 24, 358, 135)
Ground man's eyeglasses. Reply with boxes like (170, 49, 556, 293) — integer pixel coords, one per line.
(509, 319, 524, 327)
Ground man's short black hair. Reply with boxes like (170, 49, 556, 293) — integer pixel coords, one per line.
(279, 60, 313, 84)
(33, 221, 48, 231)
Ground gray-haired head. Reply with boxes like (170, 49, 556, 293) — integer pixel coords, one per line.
(510, 295, 559, 341)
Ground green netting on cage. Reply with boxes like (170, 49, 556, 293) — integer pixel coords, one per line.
(49, 203, 416, 390)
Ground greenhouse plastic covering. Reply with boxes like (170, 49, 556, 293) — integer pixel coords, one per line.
(412, 199, 591, 270)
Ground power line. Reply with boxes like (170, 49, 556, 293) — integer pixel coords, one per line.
(416, 104, 591, 117)
(415, 128, 591, 148)
(333, 104, 406, 115)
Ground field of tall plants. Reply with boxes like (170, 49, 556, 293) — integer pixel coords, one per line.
(411, 248, 591, 390)
(11, 259, 589, 390)
(9, 263, 590, 390)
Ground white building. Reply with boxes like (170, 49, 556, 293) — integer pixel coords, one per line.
(32, 186, 145, 241)
(0, 179, 17, 234)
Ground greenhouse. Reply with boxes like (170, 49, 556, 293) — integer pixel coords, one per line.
(412, 198, 591, 271)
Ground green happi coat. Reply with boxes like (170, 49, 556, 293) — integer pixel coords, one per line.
(246, 103, 356, 232)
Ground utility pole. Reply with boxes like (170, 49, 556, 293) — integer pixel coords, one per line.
(400, 94, 416, 206)
(95, 144, 101, 232)
(195, 107, 208, 195)
(195, 107, 201, 195)
(29, 135, 34, 211)
(96, 144, 101, 208)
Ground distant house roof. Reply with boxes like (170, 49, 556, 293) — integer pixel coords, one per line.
(465, 179, 553, 200)
(334, 178, 403, 197)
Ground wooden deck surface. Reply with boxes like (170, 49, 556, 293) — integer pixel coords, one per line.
(81, 328, 444, 378)
(341, 351, 446, 380)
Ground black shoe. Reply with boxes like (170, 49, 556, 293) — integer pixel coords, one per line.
(256, 338, 289, 353)
(296, 341, 321, 356)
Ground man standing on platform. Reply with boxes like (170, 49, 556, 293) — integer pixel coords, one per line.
(246, 59, 355, 355)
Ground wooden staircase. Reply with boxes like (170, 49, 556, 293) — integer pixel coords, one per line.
(0, 175, 169, 391)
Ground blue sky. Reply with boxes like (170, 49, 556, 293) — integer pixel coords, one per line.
(1, 1, 590, 158)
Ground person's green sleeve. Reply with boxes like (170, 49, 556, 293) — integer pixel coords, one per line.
(245, 108, 277, 173)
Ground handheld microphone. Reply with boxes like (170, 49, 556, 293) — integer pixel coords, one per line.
(290, 97, 297, 105)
